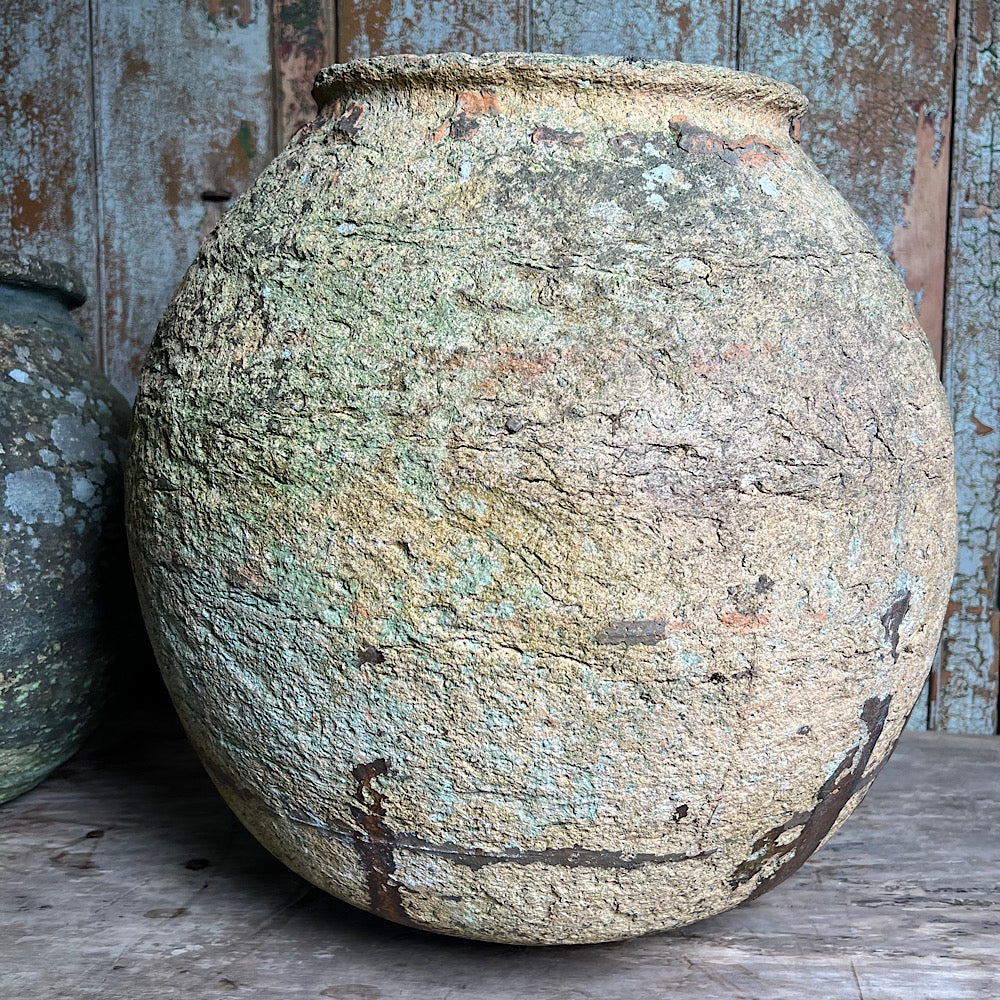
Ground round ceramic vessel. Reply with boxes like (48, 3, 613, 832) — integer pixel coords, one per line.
(1, 252, 132, 803)
(127, 54, 957, 944)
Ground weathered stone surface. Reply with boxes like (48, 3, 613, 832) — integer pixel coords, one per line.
(0, 252, 133, 803)
(126, 54, 957, 944)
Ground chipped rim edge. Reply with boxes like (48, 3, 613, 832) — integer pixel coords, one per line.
(312, 52, 809, 120)
(0, 251, 87, 309)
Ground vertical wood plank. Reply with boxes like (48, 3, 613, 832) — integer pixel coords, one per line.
(92, 0, 273, 399)
(740, 1, 955, 368)
(531, 1, 737, 64)
(0, 3, 100, 344)
(937, 0, 1000, 734)
(272, 0, 338, 150)
(338, 1, 527, 60)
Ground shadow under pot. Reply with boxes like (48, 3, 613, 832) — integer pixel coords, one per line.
(0, 252, 132, 803)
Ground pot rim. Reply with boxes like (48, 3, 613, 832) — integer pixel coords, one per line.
(312, 52, 808, 120)
(0, 251, 87, 309)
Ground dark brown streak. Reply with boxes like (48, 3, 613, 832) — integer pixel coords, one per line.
(609, 132, 645, 155)
(330, 791, 714, 873)
(331, 102, 365, 142)
(596, 619, 666, 646)
(430, 843, 716, 872)
(331, 822, 715, 873)
(731, 693, 893, 900)
(880, 590, 912, 663)
(532, 126, 587, 149)
(349, 759, 417, 927)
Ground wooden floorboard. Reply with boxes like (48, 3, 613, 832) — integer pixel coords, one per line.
(1, 695, 997, 1000)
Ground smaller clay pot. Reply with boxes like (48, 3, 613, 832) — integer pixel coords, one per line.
(1, 252, 132, 803)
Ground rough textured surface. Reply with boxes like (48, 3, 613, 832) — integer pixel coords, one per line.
(0, 254, 133, 803)
(1, 714, 997, 999)
(127, 54, 957, 943)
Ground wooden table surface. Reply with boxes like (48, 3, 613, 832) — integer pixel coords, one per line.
(2, 695, 997, 1000)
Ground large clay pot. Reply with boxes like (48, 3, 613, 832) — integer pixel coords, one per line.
(1, 253, 132, 803)
(127, 54, 956, 944)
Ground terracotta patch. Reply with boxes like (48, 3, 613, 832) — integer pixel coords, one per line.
(669, 115, 789, 167)
(432, 91, 502, 142)
(719, 612, 771, 633)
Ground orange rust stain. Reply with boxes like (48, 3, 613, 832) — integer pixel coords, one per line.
(983, 548, 996, 583)
(6, 88, 80, 237)
(971, 415, 995, 435)
(719, 612, 770, 633)
(966, 605, 985, 616)
(10, 175, 45, 232)
(804, 610, 828, 623)
(720, 342, 752, 361)
(159, 147, 185, 223)
(128, 350, 147, 380)
(890, 101, 950, 371)
(122, 46, 151, 78)
(990, 613, 1000, 685)
(943, 599, 963, 625)
(337, 0, 391, 60)
(981, 548, 997, 614)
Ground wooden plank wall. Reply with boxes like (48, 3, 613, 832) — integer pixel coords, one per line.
(2, 1, 997, 732)
(90, 0, 273, 394)
(938, 0, 1000, 733)
(1, 3, 99, 340)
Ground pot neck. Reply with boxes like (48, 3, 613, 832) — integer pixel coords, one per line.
(312, 53, 808, 135)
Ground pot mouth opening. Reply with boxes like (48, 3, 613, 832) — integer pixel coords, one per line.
(312, 52, 808, 120)
(0, 252, 87, 309)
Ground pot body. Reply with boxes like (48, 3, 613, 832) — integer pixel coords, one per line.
(127, 54, 957, 944)
(1, 254, 132, 803)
